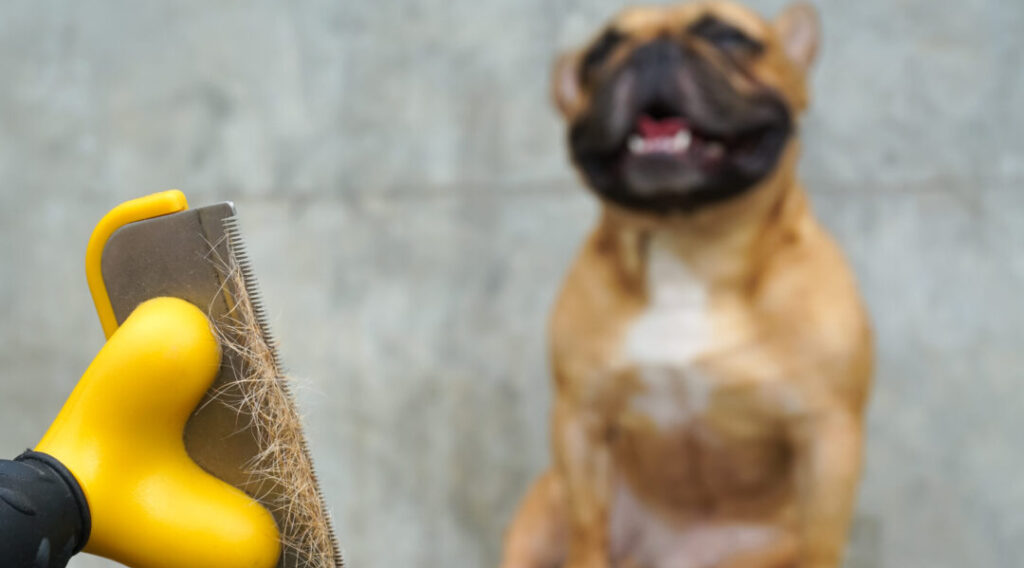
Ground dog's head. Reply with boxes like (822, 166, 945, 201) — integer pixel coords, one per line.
(554, 1, 819, 213)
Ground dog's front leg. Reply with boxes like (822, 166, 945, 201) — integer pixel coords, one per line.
(553, 396, 614, 568)
(791, 406, 864, 568)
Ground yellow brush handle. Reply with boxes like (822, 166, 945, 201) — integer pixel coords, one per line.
(84, 189, 190, 339)
(36, 297, 281, 568)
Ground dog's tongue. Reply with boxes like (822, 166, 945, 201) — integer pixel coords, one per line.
(638, 115, 688, 139)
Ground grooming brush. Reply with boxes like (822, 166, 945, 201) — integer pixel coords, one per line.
(85, 190, 342, 568)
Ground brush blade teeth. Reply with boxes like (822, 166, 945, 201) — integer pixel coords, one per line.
(219, 213, 344, 567)
(222, 216, 282, 367)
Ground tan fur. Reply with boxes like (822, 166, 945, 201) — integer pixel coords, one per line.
(503, 2, 871, 567)
(212, 255, 339, 567)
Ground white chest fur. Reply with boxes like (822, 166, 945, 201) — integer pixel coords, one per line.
(624, 237, 714, 429)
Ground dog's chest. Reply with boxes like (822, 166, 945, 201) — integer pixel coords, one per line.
(622, 239, 716, 429)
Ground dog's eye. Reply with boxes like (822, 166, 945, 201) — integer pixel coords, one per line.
(690, 16, 763, 54)
(580, 28, 625, 82)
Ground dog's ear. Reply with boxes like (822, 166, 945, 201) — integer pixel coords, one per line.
(774, 2, 820, 72)
(551, 51, 583, 118)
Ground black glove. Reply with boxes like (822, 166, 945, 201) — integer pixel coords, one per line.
(0, 451, 90, 568)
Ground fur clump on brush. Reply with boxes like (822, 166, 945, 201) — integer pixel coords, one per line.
(213, 249, 340, 568)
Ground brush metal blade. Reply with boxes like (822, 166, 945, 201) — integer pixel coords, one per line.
(102, 202, 237, 322)
(100, 203, 342, 568)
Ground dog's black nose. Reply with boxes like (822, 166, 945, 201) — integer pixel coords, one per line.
(627, 39, 688, 114)
(631, 38, 686, 71)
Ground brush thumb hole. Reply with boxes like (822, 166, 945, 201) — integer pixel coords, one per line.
(36, 297, 281, 568)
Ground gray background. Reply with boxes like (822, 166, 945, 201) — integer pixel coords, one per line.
(1, 0, 1021, 566)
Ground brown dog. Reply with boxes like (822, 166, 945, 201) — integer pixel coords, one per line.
(501, 2, 872, 567)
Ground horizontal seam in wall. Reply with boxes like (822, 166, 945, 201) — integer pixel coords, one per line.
(230, 172, 1024, 205)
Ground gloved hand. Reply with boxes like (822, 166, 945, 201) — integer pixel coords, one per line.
(0, 297, 280, 568)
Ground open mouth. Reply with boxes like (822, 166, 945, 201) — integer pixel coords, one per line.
(627, 115, 724, 165)
(622, 109, 773, 171)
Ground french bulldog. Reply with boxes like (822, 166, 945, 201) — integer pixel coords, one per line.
(501, 2, 872, 567)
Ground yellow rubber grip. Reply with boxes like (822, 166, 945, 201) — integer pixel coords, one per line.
(85, 190, 189, 339)
(36, 297, 280, 568)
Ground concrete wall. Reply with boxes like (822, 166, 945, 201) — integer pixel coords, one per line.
(1, 0, 1021, 566)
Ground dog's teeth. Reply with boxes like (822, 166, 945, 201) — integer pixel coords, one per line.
(629, 135, 645, 154)
(672, 130, 693, 152)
